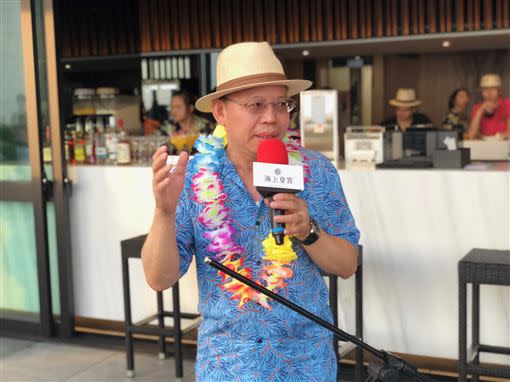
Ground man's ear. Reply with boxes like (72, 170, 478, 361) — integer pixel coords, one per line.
(211, 99, 226, 125)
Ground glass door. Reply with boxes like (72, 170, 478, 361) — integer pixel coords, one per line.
(0, 0, 73, 337)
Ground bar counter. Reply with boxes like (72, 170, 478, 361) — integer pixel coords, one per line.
(68, 163, 509, 362)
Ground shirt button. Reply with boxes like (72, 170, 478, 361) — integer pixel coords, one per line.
(255, 220, 261, 226)
(256, 338, 263, 344)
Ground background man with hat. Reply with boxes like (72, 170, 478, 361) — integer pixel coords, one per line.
(381, 88, 432, 131)
(142, 41, 359, 381)
(466, 73, 510, 140)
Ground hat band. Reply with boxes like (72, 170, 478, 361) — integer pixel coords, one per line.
(216, 73, 288, 92)
(393, 99, 418, 103)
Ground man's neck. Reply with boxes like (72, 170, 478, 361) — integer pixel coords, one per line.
(227, 146, 255, 175)
(226, 146, 261, 202)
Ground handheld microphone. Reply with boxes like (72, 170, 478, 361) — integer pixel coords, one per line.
(254, 139, 304, 245)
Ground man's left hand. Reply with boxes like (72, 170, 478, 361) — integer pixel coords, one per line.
(269, 193, 310, 241)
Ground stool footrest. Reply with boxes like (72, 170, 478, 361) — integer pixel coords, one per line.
(126, 325, 176, 337)
(160, 311, 200, 320)
(128, 316, 202, 337)
(479, 344, 510, 355)
(467, 343, 510, 363)
(466, 365, 510, 379)
(133, 314, 159, 327)
(132, 312, 200, 327)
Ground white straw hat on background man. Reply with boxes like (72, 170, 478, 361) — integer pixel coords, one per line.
(479, 73, 502, 89)
(195, 42, 312, 112)
(388, 88, 422, 108)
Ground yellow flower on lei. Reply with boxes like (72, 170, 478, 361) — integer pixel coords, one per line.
(262, 235, 297, 264)
(213, 124, 228, 146)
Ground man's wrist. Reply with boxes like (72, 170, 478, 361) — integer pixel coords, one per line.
(295, 218, 321, 246)
(155, 208, 176, 222)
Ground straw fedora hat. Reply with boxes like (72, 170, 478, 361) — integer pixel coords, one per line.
(480, 73, 502, 88)
(388, 88, 422, 108)
(195, 42, 312, 112)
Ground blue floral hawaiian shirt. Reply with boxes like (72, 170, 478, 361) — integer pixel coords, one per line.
(175, 147, 360, 382)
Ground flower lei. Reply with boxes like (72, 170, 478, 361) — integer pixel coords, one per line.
(191, 125, 310, 309)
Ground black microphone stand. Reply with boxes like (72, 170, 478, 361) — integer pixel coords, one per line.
(205, 256, 437, 382)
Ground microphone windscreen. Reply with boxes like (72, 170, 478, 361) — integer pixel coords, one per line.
(256, 139, 288, 164)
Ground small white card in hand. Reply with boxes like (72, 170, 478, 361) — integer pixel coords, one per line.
(166, 155, 181, 166)
(166, 155, 193, 173)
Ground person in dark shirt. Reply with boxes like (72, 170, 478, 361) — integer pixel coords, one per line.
(381, 88, 432, 131)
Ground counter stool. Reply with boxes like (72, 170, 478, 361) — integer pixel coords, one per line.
(458, 248, 510, 382)
(328, 245, 364, 382)
(121, 234, 201, 379)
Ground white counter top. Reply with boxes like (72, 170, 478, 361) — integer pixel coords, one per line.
(68, 164, 509, 362)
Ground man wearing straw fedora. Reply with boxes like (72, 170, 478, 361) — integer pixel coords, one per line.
(142, 42, 359, 381)
(381, 88, 432, 131)
(466, 73, 510, 140)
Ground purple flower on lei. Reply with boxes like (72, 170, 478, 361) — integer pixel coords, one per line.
(204, 222, 236, 254)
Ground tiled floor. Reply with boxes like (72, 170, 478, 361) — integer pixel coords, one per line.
(1, 335, 457, 382)
(1, 336, 195, 382)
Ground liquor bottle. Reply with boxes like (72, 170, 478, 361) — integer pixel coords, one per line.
(95, 116, 108, 165)
(116, 117, 131, 165)
(148, 90, 161, 121)
(64, 123, 75, 164)
(74, 117, 86, 164)
(105, 115, 118, 165)
(84, 116, 96, 164)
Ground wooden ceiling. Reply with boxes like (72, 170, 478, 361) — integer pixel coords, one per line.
(55, 0, 509, 58)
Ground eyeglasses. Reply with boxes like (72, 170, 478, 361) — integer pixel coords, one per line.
(223, 97, 297, 114)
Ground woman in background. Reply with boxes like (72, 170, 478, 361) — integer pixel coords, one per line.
(167, 90, 213, 152)
(442, 88, 470, 132)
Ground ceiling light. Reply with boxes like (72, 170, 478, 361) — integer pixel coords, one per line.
(442, 40, 450, 48)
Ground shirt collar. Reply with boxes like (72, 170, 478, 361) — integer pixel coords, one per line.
(222, 157, 263, 207)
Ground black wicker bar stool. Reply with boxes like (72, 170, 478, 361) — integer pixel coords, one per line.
(121, 234, 201, 379)
(328, 245, 364, 382)
(458, 248, 510, 382)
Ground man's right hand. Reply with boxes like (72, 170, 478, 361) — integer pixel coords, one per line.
(151, 146, 189, 216)
(480, 100, 499, 114)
